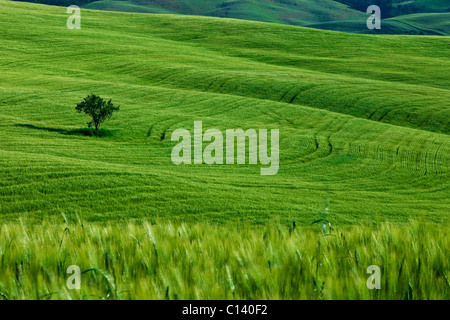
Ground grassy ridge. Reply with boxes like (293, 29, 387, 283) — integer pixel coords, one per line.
(0, 217, 448, 299)
(0, 0, 449, 226)
(307, 12, 450, 36)
(82, 0, 367, 26)
(389, 13, 450, 35)
(413, 0, 450, 13)
(13, 0, 450, 35)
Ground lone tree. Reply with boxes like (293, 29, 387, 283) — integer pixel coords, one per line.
(76, 94, 120, 135)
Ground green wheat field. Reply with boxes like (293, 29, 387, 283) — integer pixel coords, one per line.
(0, 0, 449, 300)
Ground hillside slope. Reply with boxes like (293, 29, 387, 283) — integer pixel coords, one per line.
(84, 0, 368, 25)
(12, 0, 369, 25)
(389, 12, 450, 35)
(409, 0, 450, 13)
(12, 0, 449, 35)
(0, 0, 449, 225)
(306, 12, 450, 36)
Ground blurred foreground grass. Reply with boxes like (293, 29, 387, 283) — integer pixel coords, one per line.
(0, 217, 448, 300)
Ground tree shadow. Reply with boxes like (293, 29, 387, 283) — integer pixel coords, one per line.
(14, 124, 114, 137)
(15, 124, 69, 134)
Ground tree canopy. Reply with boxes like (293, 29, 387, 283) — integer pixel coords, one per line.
(75, 94, 120, 135)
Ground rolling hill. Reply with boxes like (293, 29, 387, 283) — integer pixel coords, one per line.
(333, 0, 450, 15)
(20, 0, 369, 26)
(0, 0, 449, 226)
(84, 0, 369, 25)
(12, 0, 450, 35)
(306, 12, 450, 36)
(389, 12, 450, 35)
(410, 0, 450, 13)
